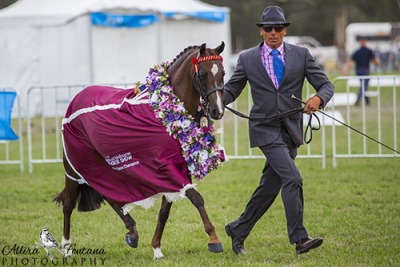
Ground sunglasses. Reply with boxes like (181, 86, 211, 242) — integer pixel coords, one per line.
(262, 25, 285, 33)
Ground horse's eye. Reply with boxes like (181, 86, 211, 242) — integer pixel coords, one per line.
(200, 72, 208, 79)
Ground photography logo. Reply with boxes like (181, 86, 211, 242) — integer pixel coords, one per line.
(1, 228, 106, 266)
(39, 228, 64, 260)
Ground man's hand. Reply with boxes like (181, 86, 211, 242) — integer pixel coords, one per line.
(303, 95, 322, 115)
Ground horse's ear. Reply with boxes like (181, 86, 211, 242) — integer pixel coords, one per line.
(215, 41, 225, 55)
(200, 43, 207, 55)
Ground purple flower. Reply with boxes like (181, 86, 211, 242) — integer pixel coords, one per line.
(147, 61, 225, 181)
(203, 133, 215, 143)
(164, 112, 177, 123)
(190, 142, 202, 153)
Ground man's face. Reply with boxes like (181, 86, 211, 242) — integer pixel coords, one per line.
(259, 25, 287, 49)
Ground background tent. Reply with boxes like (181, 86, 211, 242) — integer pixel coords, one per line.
(0, 0, 231, 116)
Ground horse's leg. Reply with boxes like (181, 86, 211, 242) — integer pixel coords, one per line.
(53, 175, 79, 257)
(185, 188, 224, 253)
(54, 156, 83, 257)
(151, 196, 172, 259)
(105, 198, 139, 248)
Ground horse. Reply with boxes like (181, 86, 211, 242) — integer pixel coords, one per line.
(53, 42, 226, 259)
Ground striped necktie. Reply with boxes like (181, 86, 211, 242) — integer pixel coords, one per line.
(271, 49, 284, 86)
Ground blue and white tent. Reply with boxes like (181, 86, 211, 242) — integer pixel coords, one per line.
(0, 0, 231, 116)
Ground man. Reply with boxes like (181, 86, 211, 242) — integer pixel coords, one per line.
(343, 38, 380, 106)
(223, 6, 334, 255)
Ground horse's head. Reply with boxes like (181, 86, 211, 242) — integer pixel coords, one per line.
(192, 42, 225, 120)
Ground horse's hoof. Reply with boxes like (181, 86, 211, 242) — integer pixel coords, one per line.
(208, 242, 224, 253)
(125, 234, 138, 248)
(153, 247, 164, 259)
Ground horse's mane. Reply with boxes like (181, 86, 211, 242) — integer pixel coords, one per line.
(168, 45, 200, 72)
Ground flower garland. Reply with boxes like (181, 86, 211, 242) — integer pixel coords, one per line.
(145, 62, 225, 181)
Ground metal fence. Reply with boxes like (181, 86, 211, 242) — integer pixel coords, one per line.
(330, 75, 400, 167)
(25, 83, 134, 173)
(23, 76, 400, 172)
(24, 82, 329, 172)
(0, 87, 24, 172)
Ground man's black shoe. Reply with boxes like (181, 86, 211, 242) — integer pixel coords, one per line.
(225, 224, 246, 255)
(295, 237, 323, 255)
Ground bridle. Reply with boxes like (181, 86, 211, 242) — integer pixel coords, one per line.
(192, 55, 224, 115)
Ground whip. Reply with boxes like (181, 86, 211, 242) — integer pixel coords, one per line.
(291, 95, 400, 154)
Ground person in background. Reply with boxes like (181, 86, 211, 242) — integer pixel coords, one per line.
(343, 38, 380, 106)
(223, 6, 334, 255)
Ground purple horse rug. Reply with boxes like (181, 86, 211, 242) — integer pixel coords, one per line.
(62, 86, 194, 214)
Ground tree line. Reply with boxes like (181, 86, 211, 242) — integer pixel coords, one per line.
(202, 0, 400, 52)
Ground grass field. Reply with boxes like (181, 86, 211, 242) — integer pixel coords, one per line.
(1, 77, 399, 266)
(1, 158, 399, 266)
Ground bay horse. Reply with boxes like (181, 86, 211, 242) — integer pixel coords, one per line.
(53, 42, 226, 259)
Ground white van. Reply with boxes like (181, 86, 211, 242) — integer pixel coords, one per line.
(345, 22, 400, 71)
(284, 36, 338, 70)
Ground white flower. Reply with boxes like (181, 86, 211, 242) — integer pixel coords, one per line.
(191, 150, 200, 158)
(173, 120, 181, 128)
(181, 143, 190, 151)
(181, 119, 191, 130)
(188, 163, 196, 172)
(199, 150, 209, 161)
(176, 105, 186, 113)
(151, 92, 159, 103)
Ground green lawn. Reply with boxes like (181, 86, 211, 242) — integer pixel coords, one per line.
(0, 76, 399, 266)
(1, 157, 399, 266)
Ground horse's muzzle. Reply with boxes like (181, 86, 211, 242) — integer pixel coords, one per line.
(210, 107, 224, 120)
(209, 97, 224, 120)
(206, 87, 224, 120)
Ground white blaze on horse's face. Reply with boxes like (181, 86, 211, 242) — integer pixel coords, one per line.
(210, 63, 224, 118)
(211, 64, 219, 79)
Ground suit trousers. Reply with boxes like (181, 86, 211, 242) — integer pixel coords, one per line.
(228, 123, 309, 244)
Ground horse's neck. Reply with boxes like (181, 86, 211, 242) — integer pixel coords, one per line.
(168, 51, 200, 117)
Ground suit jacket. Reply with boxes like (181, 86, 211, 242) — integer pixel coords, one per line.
(224, 42, 334, 148)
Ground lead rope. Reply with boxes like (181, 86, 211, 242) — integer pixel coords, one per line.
(303, 112, 320, 144)
(224, 105, 302, 122)
(224, 105, 317, 144)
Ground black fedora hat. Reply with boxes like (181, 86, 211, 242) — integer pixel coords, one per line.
(256, 6, 291, 27)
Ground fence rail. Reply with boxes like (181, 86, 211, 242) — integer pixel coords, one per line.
(330, 75, 400, 167)
(20, 75, 400, 172)
(25, 83, 134, 173)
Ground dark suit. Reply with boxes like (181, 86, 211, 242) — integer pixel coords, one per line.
(224, 42, 334, 244)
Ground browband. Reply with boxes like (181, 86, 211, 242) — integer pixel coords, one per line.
(192, 55, 223, 73)
(197, 55, 223, 63)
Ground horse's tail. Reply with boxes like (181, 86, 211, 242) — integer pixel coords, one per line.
(77, 184, 105, 212)
(53, 182, 105, 212)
